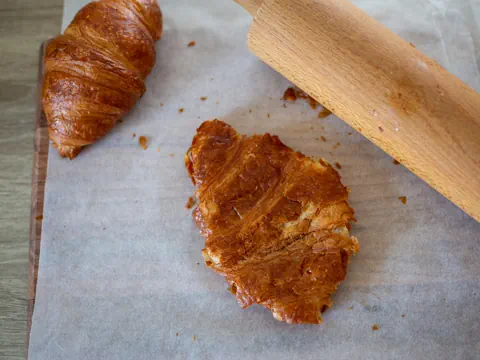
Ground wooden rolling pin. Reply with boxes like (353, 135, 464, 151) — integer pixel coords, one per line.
(234, 0, 480, 222)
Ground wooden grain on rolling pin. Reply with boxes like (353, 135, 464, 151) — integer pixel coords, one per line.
(236, 0, 480, 221)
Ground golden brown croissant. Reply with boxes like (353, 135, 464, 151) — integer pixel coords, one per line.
(186, 120, 359, 324)
(43, 0, 163, 159)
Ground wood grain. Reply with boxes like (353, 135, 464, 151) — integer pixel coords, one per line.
(25, 42, 49, 360)
(0, 1, 61, 359)
(244, 0, 480, 221)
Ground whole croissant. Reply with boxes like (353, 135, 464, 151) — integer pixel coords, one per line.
(43, 0, 163, 159)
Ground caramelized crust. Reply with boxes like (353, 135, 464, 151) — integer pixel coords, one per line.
(43, 0, 162, 159)
(186, 120, 359, 324)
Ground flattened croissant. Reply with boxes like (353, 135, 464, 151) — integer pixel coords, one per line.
(43, 0, 163, 159)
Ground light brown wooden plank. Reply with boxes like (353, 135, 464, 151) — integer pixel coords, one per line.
(25, 42, 49, 360)
(0, 1, 61, 359)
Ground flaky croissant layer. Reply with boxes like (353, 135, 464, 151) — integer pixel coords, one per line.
(186, 120, 359, 324)
(43, 0, 163, 159)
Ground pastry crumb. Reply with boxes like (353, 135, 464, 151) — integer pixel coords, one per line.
(282, 87, 297, 101)
(192, 335, 196, 341)
(348, 306, 353, 310)
(186, 196, 196, 209)
(398, 196, 407, 204)
(292, 87, 319, 109)
(333, 142, 340, 149)
(320, 136, 327, 142)
(378, 126, 384, 133)
(187, 40, 196, 47)
(160, 103, 164, 107)
(372, 324, 380, 331)
(410, 42, 416, 48)
(132, 133, 136, 138)
(35, 215, 43, 221)
(393, 159, 400, 165)
(267, 113, 270, 118)
(157, 147, 161, 152)
(139, 136, 148, 150)
(178, 108, 184, 113)
(348, 132, 352, 136)
(249, 109, 252, 113)
(402, 314, 406, 318)
(176, 332, 179, 336)
(318, 107, 332, 118)
(169, 153, 174, 157)
(335, 162, 342, 169)
(200, 96, 207, 101)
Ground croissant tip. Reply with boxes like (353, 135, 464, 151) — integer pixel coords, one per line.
(52, 142, 83, 160)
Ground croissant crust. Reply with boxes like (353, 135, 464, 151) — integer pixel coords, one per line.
(43, 0, 163, 158)
(186, 120, 359, 324)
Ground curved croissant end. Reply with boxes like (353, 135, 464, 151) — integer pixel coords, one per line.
(43, 0, 163, 159)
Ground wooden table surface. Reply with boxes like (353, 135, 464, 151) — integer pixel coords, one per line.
(0, 1, 62, 359)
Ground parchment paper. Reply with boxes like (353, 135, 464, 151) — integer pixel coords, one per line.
(29, 0, 480, 359)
